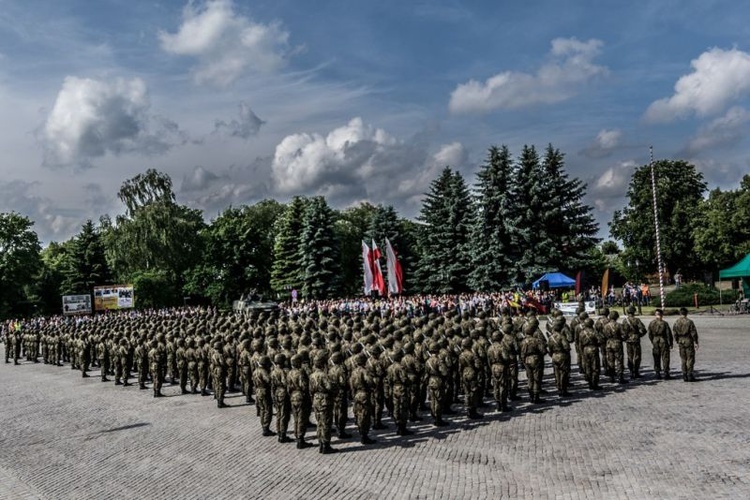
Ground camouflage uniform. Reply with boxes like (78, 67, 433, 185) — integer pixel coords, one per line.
(672, 308, 699, 382)
(648, 310, 674, 379)
(349, 353, 377, 443)
(310, 352, 337, 453)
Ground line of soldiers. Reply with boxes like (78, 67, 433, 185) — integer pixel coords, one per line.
(2, 303, 699, 454)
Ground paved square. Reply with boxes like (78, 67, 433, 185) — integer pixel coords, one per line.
(1, 315, 749, 499)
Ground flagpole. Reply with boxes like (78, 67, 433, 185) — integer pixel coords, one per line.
(649, 146, 667, 310)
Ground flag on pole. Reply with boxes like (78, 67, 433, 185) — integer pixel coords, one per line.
(385, 237, 404, 295)
(601, 268, 610, 298)
(361, 240, 374, 296)
(575, 270, 583, 297)
(371, 239, 387, 296)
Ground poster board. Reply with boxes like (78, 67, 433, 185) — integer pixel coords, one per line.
(94, 285, 135, 311)
(62, 294, 92, 315)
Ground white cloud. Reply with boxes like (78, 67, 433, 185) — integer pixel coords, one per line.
(181, 165, 220, 192)
(40, 76, 187, 167)
(213, 101, 264, 138)
(593, 160, 637, 196)
(159, 0, 292, 86)
(581, 128, 622, 158)
(644, 48, 750, 123)
(0, 180, 82, 243)
(684, 106, 750, 154)
(449, 37, 608, 114)
(271, 118, 466, 211)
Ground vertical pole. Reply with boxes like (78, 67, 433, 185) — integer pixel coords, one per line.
(649, 146, 667, 310)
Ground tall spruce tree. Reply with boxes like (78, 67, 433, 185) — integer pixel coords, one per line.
(270, 196, 308, 294)
(538, 145, 600, 272)
(417, 167, 474, 294)
(508, 145, 549, 283)
(62, 220, 112, 295)
(469, 146, 514, 291)
(300, 196, 340, 299)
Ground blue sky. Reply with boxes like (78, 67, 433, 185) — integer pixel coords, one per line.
(1, 0, 749, 243)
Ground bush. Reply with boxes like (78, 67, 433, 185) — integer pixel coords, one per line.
(652, 283, 721, 307)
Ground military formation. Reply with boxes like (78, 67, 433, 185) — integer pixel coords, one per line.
(2, 303, 699, 454)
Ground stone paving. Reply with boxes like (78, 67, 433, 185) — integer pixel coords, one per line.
(1, 314, 749, 499)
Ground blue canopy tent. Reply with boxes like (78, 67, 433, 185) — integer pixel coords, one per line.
(532, 272, 576, 289)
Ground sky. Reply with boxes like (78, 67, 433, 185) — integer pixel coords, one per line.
(1, 0, 750, 244)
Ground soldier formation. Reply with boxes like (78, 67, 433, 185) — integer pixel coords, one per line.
(2, 302, 699, 454)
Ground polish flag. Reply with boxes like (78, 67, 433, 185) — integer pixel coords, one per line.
(371, 239, 387, 296)
(362, 240, 374, 296)
(385, 237, 403, 295)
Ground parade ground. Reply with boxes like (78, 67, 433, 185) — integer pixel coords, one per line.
(1, 314, 749, 500)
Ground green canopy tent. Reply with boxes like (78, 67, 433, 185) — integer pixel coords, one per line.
(718, 254, 750, 304)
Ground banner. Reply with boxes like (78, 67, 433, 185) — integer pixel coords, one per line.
(554, 301, 596, 316)
(62, 294, 92, 315)
(94, 285, 135, 311)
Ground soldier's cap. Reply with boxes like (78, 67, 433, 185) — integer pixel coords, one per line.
(679, 307, 688, 316)
(627, 306, 636, 314)
(655, 309, 663, 316)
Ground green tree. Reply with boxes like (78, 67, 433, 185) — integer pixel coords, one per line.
(184, 200, 284, 304)
(0, 212, 42, 318)
(300, 196, 340, 299)
(469, 145, 514, 291)
(270, 197, 309, 295)
(610, 160, 707, 280)
(101, 170, 205, 307)
(62, 220, 111, 295)
(693, 175, 750, 270)
(417, 167, 474, 294)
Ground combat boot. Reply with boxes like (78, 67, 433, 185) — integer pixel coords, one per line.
(618, 376, 628, 385)
(321, 442, 337, 454)
(501, 403, 513, 412)
(372, 422, 388, 430)
(262, 427, 276, 437)
(664, 372, 672, 380)
(217, 401, 227, 408)
(434, 418, 449, 427)
(278, 432, 293, 443)
(361, 435, 376, 445)
(468, 410, 483, 420)
(396, 424, 413, 436)
(297, 438, 312, 449)
(337, 429, 352, 439)
(683, 373, 689, 382)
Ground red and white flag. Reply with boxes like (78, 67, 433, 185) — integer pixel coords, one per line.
(362, 240, 374, 296)
(371, 239, 387, 296)
(385, 237, 403, 295)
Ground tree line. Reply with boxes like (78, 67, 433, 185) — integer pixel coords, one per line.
(1, 144, 747, 318)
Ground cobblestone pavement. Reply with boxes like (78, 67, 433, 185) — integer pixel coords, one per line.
(1, 315, 749, 500)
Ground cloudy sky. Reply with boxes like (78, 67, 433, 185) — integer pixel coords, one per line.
(2, 0, 749, 244)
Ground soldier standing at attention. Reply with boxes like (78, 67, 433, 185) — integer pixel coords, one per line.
(328, 352, 351, 439)
(458, 338, 483, 419)
(210, 340, 228, 407)
(648, 309, 674, 379)
(424, 341, 450, 426)
(520, 323, 546, 403)
(135, 335, 150, 390)
(623, 306, 647, 379)
(148, 339, 164, 398)
(287, 354, 313, 449)
(579, 318, 601, 390)
(176, 338, 189, 394)
(603, 311, 628, 384)
(548, 318, 572, 396)
(387, 349, 413, 435)
(186, 338, 200, 394)
(97, 334, 110, 382)
(672, 308, 699, 382)
(310, 352, 337, 454)
(271, 353, 293, 442)
(349, 353, 377, 444)
(254, 355, 275, 436)
(487, 331, 512, 412)
(197, 338, 210, 396)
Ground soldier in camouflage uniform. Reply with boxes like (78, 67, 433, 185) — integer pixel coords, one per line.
(623, 306, 647, 379)
(424, 340, 450, 425)
(387, 349, 412, 435)
(648, 309, 674, 379)
(271, 353, 293, 442)
(487, 330, 513, 412)
(579, 318, 601, 390)
(349, 352, 377, 443)
(458, 337, 483, 419)
(603, 311, 628, 384)
(310, 352, 337, 454)
(547, 318, 571, 396)
(148, 339, 164, 398)
(672, 308, 699, 382)
(520, 323, 546, 403)
(287, 354, 313, 449)
(328, 352, 351, 439)
(210, 340, 228, 407)
(176, 338, 188, 394)
(254, 355, 275, 436)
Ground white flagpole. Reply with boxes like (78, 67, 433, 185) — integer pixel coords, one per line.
(650, 146, 667, 309)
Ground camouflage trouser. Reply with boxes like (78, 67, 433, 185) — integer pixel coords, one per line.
(372, 380, 385, 425)
(626, 342, 642, 375)
(652, 337, 671, 375)
(213, 369, 226, 403)
(524, 355, 543, 396)
(606, 342, 624, 379)
(333, 393, 347, 433)
(151, 363, 163, 394)
(352, 391, 372, 436)
(679, 345, 696, 377)
(198, 364, 208, 391)
(138, 361, 149, 388)
(114, 359, 123, 383)
(491, 363, 509, 404)
(428, 377, 444, 420)
(407, 380, 420, 419)
(273, 389, 291, 434)
(313, 394, 333, 443)
(551, 353, 570, 393)
(509, 360, 519, 398)
(391, 385, 408, 427)
(178, 362, 188, 391)
(290, 391, 306, 440)
(188, 362, 199, 391)
(582, 346, 600, 388)
(255, 388, 272, 428)
(226, 362, 236, 391)
(461, 375, 481, 413)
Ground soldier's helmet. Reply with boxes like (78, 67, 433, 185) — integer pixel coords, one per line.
(188, 338, 196, 348)
(274, 353, 287, 366)
(391, 349, 403, 362)
(313, 352, 328, 368)
(428, 341, 440, 354)
(290, 354, 302, 368)
(355, 352, 367, 366)
(627, 306, 636, 315)
(461, 337, 473, 350)
(584, 318, 595, 328)
(259, 355, 272, 368)
(177, 338, 185, 347)
(523, 323, 536, 336)
(213, 341, 223, 350)
(578, 311, 589, 321)
(491, 332, 503, 342)
(402, 342, 415, 355)
(602, 307, 610, 317)
(609, 311, 619, 321)
(330, 352, 343, 365)
(150, 339, 158, 348)
(502, 323, 514, 336)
